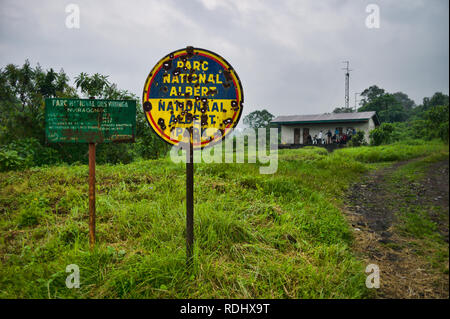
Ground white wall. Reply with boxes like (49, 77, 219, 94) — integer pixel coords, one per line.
(281, 125, 295, 144)
(280, 121, 374, 144)
(366, 118, 376, 142)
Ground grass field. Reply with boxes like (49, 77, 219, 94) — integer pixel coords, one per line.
(0, 140, 447, 298)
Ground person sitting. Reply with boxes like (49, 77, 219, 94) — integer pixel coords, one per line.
(331, 134, 337, 144)
(318, 130, 323, 145)
(313, 135, 318, 145)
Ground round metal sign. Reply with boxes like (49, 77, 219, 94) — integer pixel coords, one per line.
(142, 47, 244, 149)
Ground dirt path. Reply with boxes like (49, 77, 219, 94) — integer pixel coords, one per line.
(345, 158, 449, 299)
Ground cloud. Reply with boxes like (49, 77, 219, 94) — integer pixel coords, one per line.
(0, 0, 448, 118)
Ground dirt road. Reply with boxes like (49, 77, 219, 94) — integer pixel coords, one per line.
(345, 158, 449, 298)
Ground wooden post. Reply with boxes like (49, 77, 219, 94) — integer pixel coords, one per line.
(89, 142, 96, 249)
(186, 135, 194, 265)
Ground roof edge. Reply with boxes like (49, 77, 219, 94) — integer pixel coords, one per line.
(272, 118, 371, 125)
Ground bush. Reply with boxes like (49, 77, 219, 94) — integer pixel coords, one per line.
(438, 121, 449, 143)
(96, 143, 134, 164)
(0, 149, 28, 171)
(424, 105, 449, 142)
(132, 133, 170, 160)
(369, 123, 395, 146)
(347, 131, 367, 147)
(0, 138, 61, 171)
(387, 105, 449, 144)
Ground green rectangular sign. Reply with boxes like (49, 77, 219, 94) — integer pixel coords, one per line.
(45, 98, 136, 143)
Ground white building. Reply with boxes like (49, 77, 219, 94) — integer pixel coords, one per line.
(271, 111, 380, 145)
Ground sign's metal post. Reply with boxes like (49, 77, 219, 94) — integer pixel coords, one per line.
(186, 134, 194, 265)
(88, 142, 96, 250)
(142, 46, 244, 267)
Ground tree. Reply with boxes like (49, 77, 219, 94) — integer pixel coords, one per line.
(0, 61, 74, 144)
(243, 109, 274, 129)
(423, 92, 449, 110)
(0, 61, 161, 168)
(74, 72, 111, 98)
(378, 103, 409, 123)
(422, 104, 449, 142)
(392, 92, 415, 111)
(358, 86, 409, 123)
(360, 85, 385, 106)
(333, 107, 354, 113)
(133, 102, 170, 159)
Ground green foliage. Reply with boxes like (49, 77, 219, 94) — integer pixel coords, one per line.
(0, 149, 27, 171)
(359, 93, 408, 122)
(18, 207, 43, 227)
(369, 123, 395, 146)
(382, 154, 449, 277)
(58, 223, 87, 246)
(0, 61, 75, 145)
(3, 63, 449, 171)
(1, 141, 446, 298)
(372, 102, 449, 145)
(392, 92, 415, 111)
(96, 143, 134, 164)
(357, 87, 448, 145)
(359, 85, 386, 104)
(422, 104, 449, 142)
(134, 107, 170, 160)
(17, 197, 50, 228)
(347, 131, 367, 147)
(0, 138, 61, 171)
(358, 85, 415, 123)
(74, 72, 134, 100)
(333, 107, 354, 113)
(335, 140, 445, 163)
(74, 73, 110, 99)
(0, 60, 170, 170)
(422, 92, 449, 111)
(243, 109, 274, 129)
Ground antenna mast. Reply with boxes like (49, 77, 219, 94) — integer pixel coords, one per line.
(342, 61, 352, 109)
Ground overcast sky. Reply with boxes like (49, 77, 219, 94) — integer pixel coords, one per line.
(0, 0, 448, 118)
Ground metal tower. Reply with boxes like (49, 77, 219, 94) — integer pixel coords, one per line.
(342, 61, 352, 109)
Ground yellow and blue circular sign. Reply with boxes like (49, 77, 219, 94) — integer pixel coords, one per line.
(142, 47, 244, 149)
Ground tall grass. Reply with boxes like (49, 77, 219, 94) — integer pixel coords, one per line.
(332, 139, 445, 163)
(0, 141, 447, 298)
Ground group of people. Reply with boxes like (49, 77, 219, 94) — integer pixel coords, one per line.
(306, 128, 356, 145)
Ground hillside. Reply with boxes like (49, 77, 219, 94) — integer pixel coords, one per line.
(0, 141, 448, 298)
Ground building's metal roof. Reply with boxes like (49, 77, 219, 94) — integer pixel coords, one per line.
(271, 111, 379, 125)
